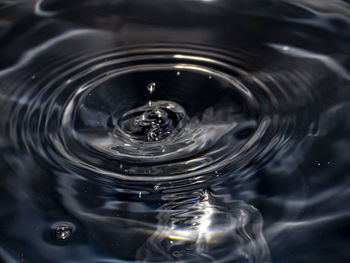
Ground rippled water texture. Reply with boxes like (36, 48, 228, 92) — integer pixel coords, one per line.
(1, 0, 350, 262)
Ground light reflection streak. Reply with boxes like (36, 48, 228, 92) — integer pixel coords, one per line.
(137, 190, 271, 262)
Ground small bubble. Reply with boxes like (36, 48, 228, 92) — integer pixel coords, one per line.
(54, 224, 72, 240)
(317, 163, 321, 166)
(147, 82, 156, 95)
(209, 75, 212, 79)
(176, 72, 181, 76)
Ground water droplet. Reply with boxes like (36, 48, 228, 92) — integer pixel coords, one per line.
(139, 192, 142, 198)
(147, 82, 156, 95)
(54, 224, 72, 240)
(176, 72, 181, 76)
(208, 75, 212, 79)
(202, 190, 209, 201)
(153, 184, 160, 191)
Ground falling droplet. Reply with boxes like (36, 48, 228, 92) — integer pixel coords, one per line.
(54, 224, 72, 240)
(147, 82, 156, 95)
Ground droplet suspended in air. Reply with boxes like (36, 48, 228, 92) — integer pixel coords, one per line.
(147, 82, 156, 95)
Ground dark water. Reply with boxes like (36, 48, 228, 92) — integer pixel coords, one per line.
(1, 0, 350, 262)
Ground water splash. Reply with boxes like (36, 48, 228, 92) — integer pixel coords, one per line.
(118, 100, 187, 142)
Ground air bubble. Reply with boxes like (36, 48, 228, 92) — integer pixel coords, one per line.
(54, 224, 72, 240)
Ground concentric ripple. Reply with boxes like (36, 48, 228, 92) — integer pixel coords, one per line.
(5, 43, 327, 187)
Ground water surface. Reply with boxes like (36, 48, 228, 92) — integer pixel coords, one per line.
(1, 0, 350, 262)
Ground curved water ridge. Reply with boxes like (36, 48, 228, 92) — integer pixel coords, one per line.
(2, 43, 335, 187)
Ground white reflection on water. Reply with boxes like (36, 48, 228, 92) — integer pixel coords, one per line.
(137, 190, 270, 263)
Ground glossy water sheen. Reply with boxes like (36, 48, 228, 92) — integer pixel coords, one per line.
(0, 0, 350, 262)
